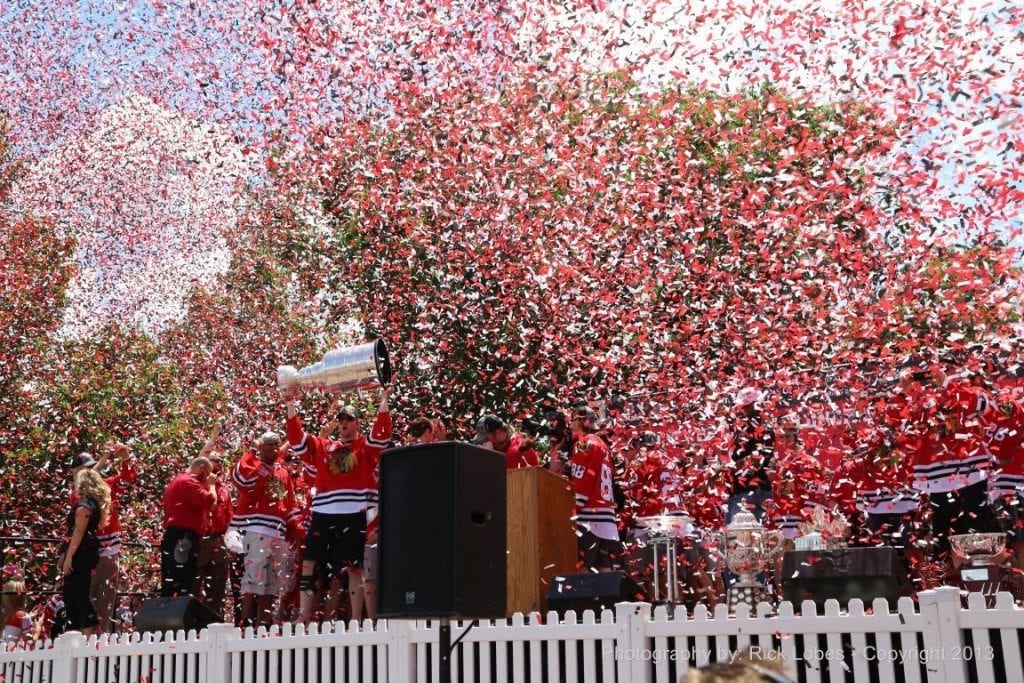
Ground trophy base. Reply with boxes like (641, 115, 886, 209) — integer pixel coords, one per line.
(954, 564, 1004, 606)
(727, 585, 772, 612)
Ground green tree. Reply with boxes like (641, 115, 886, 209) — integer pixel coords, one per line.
(267, 75, 905, 428)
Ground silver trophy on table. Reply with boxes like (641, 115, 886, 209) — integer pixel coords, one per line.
(636, 515, 695, 605)
(722, 512, 784, 611)
(277, 339, 392, 394)
(949, 533, 1008, 604)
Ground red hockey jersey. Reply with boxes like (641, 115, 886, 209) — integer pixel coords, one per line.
(769, 450, 829, 537)
(286, 411, 392, 515)
(230, 449, 298, 538)
(905, 381, 991, 493)
(71, 459, 138, 557)
(619, 451, 684, 531)
(569, 433, 618, 541)
(984, 399, 1024, 500)
(500, 433, 539, 469)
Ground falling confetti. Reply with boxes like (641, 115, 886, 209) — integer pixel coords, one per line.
(0, 0, 1021, 598)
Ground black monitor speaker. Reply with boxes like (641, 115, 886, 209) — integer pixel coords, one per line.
(133, 596, 221, 633)
(378, 441, 506, 619)
(545, 571, 645, 615)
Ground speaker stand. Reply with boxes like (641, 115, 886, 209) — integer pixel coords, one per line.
(438, 618, 477, 683)
(439, 619, 451, 683)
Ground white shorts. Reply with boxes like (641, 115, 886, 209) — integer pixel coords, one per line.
(362, 543, 378, 582)
(240, 532, 294, 596)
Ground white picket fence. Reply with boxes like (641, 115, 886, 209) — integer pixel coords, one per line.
(3, 587, 1023, 683)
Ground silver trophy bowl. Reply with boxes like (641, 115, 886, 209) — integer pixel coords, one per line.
(278, 339, 392, 395)
(637, 515, 692, 539)
(949, 533, 1007, 567)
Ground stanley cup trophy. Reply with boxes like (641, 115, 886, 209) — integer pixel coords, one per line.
(278, 339, 392, 394)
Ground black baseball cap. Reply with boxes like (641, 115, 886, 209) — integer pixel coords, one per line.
(472, 415, 506, 443)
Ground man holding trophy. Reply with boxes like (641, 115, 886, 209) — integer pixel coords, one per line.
(279, 340, 393, 624)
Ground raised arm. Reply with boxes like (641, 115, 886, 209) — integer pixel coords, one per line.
(94, 446, 111, 473)
(284, 385, 300, 420)
(199, 419, 224, 459)
(101, 442, 136, 490)
(367, 385, 394, 447)
(284, 393, 321, 477)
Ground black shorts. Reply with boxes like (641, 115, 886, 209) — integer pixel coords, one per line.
(994, 493, 1024, 542)
(577, 527, 622, 571)
(930, 481, 1000, 537)
(863, 512, 916, 549)
(303, 512, 367, 572)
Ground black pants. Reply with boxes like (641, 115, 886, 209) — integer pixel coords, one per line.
(194, 534, 229, 619)
(576, 527, 622, 571)
(160, 527, 200, 597)
(929, 481, 1000, 559)
(863, 511, 917, 549)
(63, 552, 99, 630)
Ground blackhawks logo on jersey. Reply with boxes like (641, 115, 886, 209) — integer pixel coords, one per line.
(328, 445, 356, 474)
(264, 476, 286, 502)
(575, 440, 590, 455)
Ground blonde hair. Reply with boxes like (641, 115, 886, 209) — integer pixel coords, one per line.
(1, 580, 26, 622)
(73, 467, 112, 528)
(682, 651, 794, 683)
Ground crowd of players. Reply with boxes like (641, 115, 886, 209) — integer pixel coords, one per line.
(6, 353, 1024, 642)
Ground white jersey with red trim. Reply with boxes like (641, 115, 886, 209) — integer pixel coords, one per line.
(286, 412, 392, 515)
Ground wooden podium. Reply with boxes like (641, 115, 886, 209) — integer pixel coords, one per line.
(506, 467, 577, 615)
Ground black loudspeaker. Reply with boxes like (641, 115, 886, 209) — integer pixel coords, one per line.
(781, 547, 911, 609)
(546, 571, 645, 615)
(379, 441, 507, 619)
(133, 596, 221, 633)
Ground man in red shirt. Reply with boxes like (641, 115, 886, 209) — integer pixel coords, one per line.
(726, 387, 775, 524)
(903, 364, 998, 559)
(568, 405, 621, 571)
(769, 443, 829, 541)
(618, 430, 686, 534)
(472, 414, 539, 468)
(285, 385, 392, 623)
(161, 457, 218, 597)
